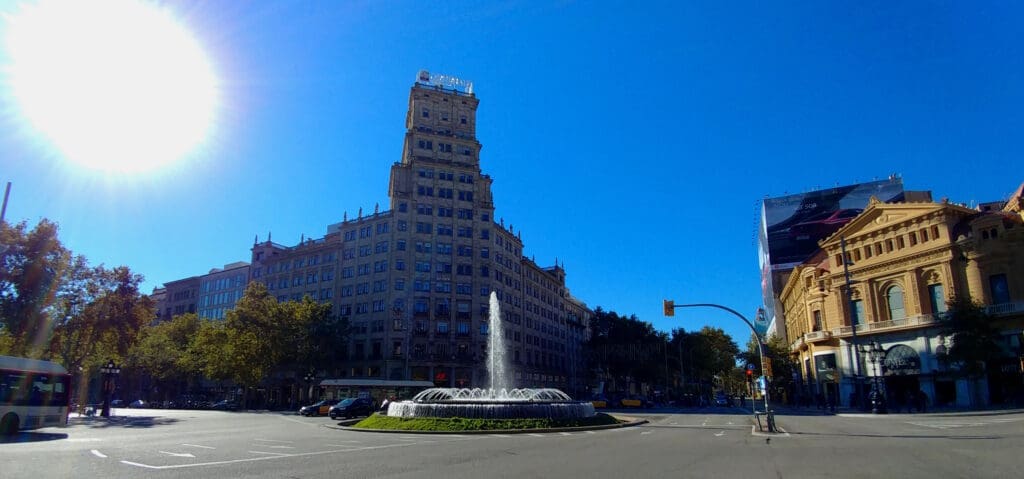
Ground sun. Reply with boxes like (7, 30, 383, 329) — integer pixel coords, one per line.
(4, 0, 219, 173)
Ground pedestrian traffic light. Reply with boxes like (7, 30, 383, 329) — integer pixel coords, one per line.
(663, 299, 674, 317)
(746, 368, 753, 378)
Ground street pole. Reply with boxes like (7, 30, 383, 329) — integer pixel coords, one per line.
(665, 301, 774, 431)
(0, 182, 10, 224)
(841, 236, 863, 410)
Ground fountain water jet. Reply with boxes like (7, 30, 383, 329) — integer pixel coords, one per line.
(386, 291, 595, 420)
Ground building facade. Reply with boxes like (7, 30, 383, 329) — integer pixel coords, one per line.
(248, 74, 591, 395)
(197, 262, 250, 320)
(158, 276, 200, 321)
(782, 188, 1024, 409)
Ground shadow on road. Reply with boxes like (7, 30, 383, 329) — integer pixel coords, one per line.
(0, 431, 69, 444)
(786, 430, 1001, 441)
(68, 415, 180, 429)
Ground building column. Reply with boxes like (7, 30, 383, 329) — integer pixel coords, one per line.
(964, 257, 988, 304)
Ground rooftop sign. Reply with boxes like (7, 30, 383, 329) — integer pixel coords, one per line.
(417, 69, 474, 94)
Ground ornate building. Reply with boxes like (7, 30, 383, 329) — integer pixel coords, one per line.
(247, 73, 591, 395)
(782, 185, 1024, 408)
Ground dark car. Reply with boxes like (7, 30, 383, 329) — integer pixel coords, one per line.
(789, 208, 863, 242)
(328, 397, 373, 419)
(110, 399, 125, 408)
(299, 399, 339, 417)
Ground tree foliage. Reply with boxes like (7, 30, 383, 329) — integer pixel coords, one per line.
(0, 219, 70, 356)
(941, 296, 1003, 378)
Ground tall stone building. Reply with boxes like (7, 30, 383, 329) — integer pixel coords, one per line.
(249, 73, 591, 395)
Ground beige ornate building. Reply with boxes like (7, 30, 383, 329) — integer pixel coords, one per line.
(782, 185, 1024, 408)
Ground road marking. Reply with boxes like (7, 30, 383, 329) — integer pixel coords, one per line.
(670, 422, 678, 425)
(90, 450, 107, 459)
(528, 433, 545, 437)
(585, 431, 596, 434)
(253, 438, 294, 444)
(120, 442, 427, 470)
(715, 431, 725, 437)
(182, 444, 215, 450)
(489, 434, 511, 438)
(248, 451, 290, 456)
(278, 416, 316, 426)
(68, 438, 102, 443)
(159, 451, 196, 458)
(640, 431, 653, 435)
(750, 425, 791, 438)
(559, 432, 572, 436)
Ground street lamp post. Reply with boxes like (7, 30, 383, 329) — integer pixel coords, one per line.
(99, 360, 121, 418)
(860, 341, 887, 414)
(303, 370, 316, 404)
(664, 300, 775, 432)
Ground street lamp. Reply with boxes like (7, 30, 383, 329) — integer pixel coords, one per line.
(303, 370, 316, 404)
(99, 360, 121, 418)
(859, 342, 887, 414)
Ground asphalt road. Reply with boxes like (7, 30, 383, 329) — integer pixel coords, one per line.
(2, 406, 1022, 478)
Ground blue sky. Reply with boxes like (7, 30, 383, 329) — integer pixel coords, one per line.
(1, 0, 1022, 345)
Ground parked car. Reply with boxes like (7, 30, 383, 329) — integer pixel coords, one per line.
(328, 397, 373, 419)
(128, 399, 147, 408)
(110, 399, 125, 408)
(299, 399, 339, 417)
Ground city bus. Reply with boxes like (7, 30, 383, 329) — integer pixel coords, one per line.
(0, 356, 71, 434)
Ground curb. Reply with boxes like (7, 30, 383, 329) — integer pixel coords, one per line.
(322, 414, 648, 434)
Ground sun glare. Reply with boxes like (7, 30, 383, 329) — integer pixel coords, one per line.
(4, 0, 218, 173)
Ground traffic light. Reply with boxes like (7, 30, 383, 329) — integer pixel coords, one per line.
(663, 299, 675, 317)
(746, 368, 753, 378)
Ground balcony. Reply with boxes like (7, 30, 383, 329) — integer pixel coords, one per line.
(986, 301, 1024, 317)
(805, 330, 832, 342)
(833, 313, 944, 337)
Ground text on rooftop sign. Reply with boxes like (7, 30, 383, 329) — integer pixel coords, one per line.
(417, 70, 474, 94)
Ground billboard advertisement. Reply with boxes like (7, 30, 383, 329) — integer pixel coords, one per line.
(758, 178, 905, 332)
(760, 178, 904, 270)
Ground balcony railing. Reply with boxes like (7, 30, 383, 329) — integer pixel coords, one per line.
(986, 301, 1024, 317)
(805, 330, 832, 342)
(833, 313, 944, 337)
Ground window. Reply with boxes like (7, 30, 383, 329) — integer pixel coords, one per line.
(437, 224, 453, 236)
(851, 300, 864, 326)
(416, 261, 431, 272)
(395, 279, 405, 291)
(438, 188, 454, 199)
(812, 310, 822, 332)
(480, 229, 489, 240)
(457, 227, 473, 238)
(928, 284, 946, 314)
(359, 245, 372, 256)
(396, 239, 406, 251)
(375, 241, 389, 253)
(458, 190, 474, 202)
(481, 247, 489, 258)
(480, 266, 489, 277)
(458, 208, 473, 219)
(398, 202, 408, 213)
(886, 285, 906, 320)
(417, 204, 433, 215)
(395, 259, 405, 271)
(417, 186, 434, 197)
(397, 220, 407, 231)
(437, 243, 452, 255)
(421, 108, 429, 118)
(376, 222, 389, 234)
(438, 207, 453, 217)
(990, 274, 1011, 304)
(416, 222, 432, 234)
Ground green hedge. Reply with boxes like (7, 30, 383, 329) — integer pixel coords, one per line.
(352, 413, 620, 431)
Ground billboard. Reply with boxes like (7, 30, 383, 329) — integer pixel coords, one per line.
(758, 178, 905, 332)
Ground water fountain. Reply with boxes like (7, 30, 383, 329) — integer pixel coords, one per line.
(386, 292, 596, 420)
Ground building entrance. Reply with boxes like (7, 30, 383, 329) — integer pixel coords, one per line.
(885, 375, 921, 412)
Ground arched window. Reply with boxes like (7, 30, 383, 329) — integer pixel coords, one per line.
(886, 285, 906, 320)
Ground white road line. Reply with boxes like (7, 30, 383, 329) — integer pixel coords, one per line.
(278, 416, 316, 426)
(489, 434, 511, 438)
(585, 431, 596, 434)
(253, 438, 294, 443)
(528, 433, 545, 437)
(68, 438, 102, 443)
(248, 451, 290, 456)
(266, 445, 295, 449)
(559, 432, 572, 436)
(159, 451, 195, 458)
(640, 431, 653, 435)
(90, 450, 107, 459)
(182, 444, 216, 449)
(714, 431, 725, 437)
(120, 442, 426, 470)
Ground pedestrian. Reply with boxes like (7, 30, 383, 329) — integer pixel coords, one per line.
(379, 396, 391, 413)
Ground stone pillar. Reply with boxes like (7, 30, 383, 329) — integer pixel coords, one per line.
(964, 258, 988, 304)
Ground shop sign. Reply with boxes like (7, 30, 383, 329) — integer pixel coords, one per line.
(883, 344, 921, 376)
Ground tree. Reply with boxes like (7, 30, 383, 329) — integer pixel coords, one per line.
(0, 219, 70, 356)
(941, 296, 1003, 396)
(740, 333, 796, 401)
(585, 308, 669, 392)
(128, 313, 202, 399)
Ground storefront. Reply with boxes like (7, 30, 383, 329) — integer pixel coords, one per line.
(882, 344, 923, 411)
